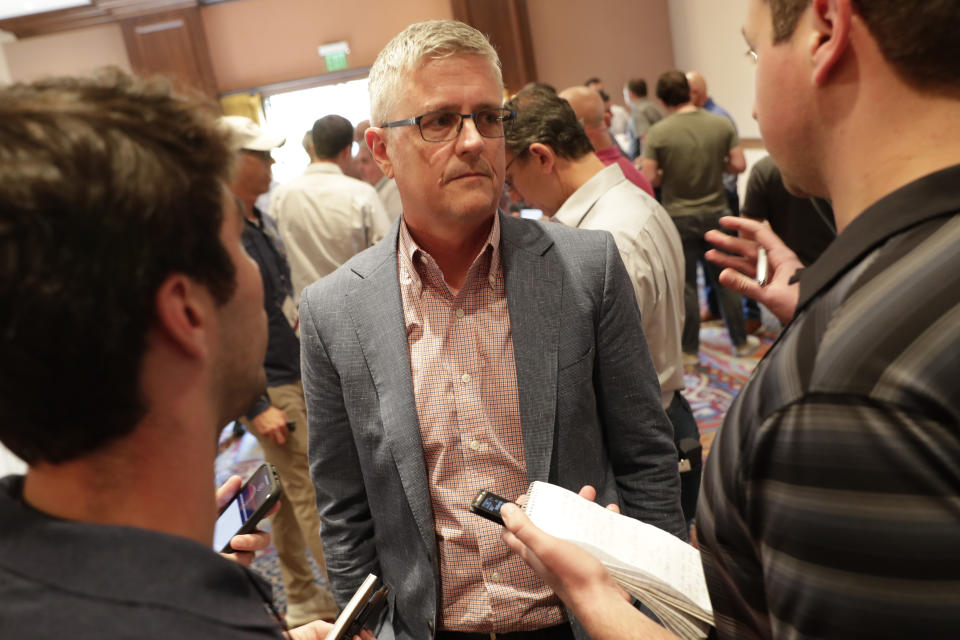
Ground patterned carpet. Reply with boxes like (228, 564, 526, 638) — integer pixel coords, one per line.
(214, 320, 776, 613)
(682, 320, 776, 458)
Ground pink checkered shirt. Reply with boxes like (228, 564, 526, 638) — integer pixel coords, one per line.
(397, 215, 565, 632)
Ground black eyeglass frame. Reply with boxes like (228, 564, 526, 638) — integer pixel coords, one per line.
(380, 108, 517, 142)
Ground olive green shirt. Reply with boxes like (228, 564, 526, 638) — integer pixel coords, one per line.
(644, 109, 739, 217)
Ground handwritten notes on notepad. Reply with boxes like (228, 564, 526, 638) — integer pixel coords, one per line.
(524, 481, 713, 640)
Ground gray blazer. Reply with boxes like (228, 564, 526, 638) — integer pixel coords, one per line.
(301, 213, 684, 640)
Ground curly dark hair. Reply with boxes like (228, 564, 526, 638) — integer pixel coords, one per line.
(0, 68, 236, 464)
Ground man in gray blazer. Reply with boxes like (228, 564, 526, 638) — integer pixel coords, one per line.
(300, 20, 685, 640)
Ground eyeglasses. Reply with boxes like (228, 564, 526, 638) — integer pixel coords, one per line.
(381, 108, 516, 142)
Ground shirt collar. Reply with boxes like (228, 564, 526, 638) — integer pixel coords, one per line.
(398, 212, 503, 296)
(796, 163, 960, 311)
(243, 204, 264, 228)
(304, 161, 344, 176)
(553, 163, 626, 228)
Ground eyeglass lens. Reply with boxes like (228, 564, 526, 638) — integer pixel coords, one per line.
(419, 109, 512, 141)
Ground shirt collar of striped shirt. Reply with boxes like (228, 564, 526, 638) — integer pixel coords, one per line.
(796, 163, 960, 312)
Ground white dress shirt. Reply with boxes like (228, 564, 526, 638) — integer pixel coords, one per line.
(553, 163, 685, 407)
(270, 162, 391, 298)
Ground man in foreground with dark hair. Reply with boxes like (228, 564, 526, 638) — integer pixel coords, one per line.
(270, 114, 390, 300)
(0, 70, 365, 640)
(501, 0, 960, 638)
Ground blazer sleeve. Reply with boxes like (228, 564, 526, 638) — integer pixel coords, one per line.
(300, 287, 382, 606)
(594, 232, 687, 539)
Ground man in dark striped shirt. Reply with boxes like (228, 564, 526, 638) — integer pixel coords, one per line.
(499, 0, 960, 638)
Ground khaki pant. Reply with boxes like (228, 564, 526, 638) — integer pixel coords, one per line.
(243, 380, 336, 622)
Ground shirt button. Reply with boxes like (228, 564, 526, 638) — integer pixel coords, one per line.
(470, 440, 480, 451)
(420, 255, 429, 264)
(491, 571, 500, 582)
(461, 373, 471, 384)
(489, 275, 496, 286)
(455, 308, 465, 318)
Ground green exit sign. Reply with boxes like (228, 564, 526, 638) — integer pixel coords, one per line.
(325, 51, 348, 72)
(319, 41, 350, 72)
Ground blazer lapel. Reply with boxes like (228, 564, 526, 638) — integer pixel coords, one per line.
(345, 225, 436, 558)
(500, 214, 562, 484)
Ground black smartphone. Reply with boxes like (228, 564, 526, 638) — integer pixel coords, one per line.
(213, 462, 283, 553)
(470, 489, 510, 526)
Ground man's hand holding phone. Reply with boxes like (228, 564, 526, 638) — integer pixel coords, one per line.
(214, 465, 283, 564)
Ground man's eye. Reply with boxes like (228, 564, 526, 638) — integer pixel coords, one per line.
(424, 112, 457, 129)
(479, 111, 501, 125)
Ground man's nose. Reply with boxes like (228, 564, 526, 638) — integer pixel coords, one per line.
(457, 116, 485, 151)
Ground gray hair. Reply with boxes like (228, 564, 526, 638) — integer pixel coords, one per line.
(368, 20, 503, 125)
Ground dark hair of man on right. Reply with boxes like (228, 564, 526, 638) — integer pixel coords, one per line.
(766, 0, 960, 93)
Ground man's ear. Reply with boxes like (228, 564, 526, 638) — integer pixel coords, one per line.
(365, 127, 394, 179)
(528, 142, 557, 175)
(153, 274, 211, 360)
(810, 0, 853, 86)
